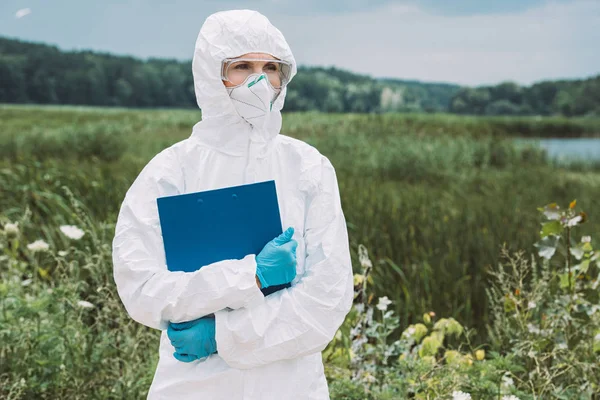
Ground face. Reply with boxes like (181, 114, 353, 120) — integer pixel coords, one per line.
(222, 52, 283, 89)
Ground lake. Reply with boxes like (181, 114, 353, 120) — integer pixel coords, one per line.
(516, 138, 600, 161)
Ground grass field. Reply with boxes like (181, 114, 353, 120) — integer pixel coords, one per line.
(1, 104, 600, 398)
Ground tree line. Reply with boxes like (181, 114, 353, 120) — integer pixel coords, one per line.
(1, 36, 598, 116)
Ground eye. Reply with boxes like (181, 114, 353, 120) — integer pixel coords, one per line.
(264, 63, 279, 72)
(232, 62, 250, 70)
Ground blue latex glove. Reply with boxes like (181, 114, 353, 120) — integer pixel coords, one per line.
(255, 227, 298, 289)
(167, 316, 217, 362)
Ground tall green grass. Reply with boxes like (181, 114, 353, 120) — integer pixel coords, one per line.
(1, 104, 600, 338)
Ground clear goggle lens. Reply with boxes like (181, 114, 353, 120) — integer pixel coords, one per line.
(221, 58, 292, 89)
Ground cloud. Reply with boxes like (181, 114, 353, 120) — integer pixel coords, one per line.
(15, 8, 32, 19)
(272, 0, 600, 85)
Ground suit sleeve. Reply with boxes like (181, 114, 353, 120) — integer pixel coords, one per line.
(214, 156, 354, 369)
(112, 149, 264, 331)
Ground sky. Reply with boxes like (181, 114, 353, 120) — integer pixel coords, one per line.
(1, 0, 599, 86)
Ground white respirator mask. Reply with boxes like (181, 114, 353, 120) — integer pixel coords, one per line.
(226, 73, 280, 129)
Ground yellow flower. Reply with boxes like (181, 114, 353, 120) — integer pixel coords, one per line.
(475, 349, 485, 361)
(353, 274, 364, 286)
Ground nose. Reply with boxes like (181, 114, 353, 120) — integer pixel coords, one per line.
(253, 65, 264, 75)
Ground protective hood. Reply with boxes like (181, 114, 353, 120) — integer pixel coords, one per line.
(190, 10, 297, 155)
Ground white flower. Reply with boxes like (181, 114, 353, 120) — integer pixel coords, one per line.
(452, 391, 472, 400)
(502, 396, 520, 400)
(21, 279, 32, 287)
(27, 239, 49, 252)
(376, 296, 392, 311)
(594, 333, 600, 342)
(527, 301, 536, 310)
(4, 222, 20, 237)
(527, 323, 540, 334)
(77, 300, 95, 309)
(60, 225, 85, 240)
(567, 215, 582, 227)
(556, 342, 568, 350)
(58, 250, 68, 257)
(501, 375, 514, 388)
(582, 236, 591, 243)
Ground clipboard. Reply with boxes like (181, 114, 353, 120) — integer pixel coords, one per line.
(156, 180, 291, 296)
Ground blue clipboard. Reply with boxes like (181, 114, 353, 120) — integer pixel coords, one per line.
(156, 180, 291, 296)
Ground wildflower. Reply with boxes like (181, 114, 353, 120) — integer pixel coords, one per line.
(582, 236, 591, 243)
(475, 349, 485, 361)
(353, 274, 364, 286)
(567, 215, 582, 227)
(501, 374, 514, 388)
(463, 354, 474, 366)
(3, 222, 19, 238)
(21, 279, 32, 286)
(502, 396, 520, 400)
(452, 391, 471, 400)
(59, 225, 85, 240)
(58, 250, 68, 257)
(77, 300, 95, 309)
(362, 372, 377, 384)
(376, 296, 392, 311)
(527, 301, 536, 309)
(542, 203, 560, 220)
(527, 323, 540, 335)
(27, 239, 49, 252)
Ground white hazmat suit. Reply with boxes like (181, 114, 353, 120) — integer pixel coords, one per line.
(112, 9, 354, 400)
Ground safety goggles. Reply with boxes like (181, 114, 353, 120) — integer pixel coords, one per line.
(221, 57, 292, 89)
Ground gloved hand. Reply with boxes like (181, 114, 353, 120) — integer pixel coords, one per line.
(255, 227, 298, 289)
(167, 316, 217, 362)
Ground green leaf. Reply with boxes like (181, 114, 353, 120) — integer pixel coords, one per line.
(540, 221, 563, 238)
(576, 260, 590, 274)
(534, 236, 560, 260)
(571, 244, 585, 261)
(559, 273, 572, 289)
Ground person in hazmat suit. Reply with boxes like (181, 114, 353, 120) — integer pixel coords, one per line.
(112, 9, 354, 400)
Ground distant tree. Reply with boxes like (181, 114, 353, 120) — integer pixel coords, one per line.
(0, 36, 598, 116)
(485, 100, 521, 116)
(0, 56, 28, 102)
